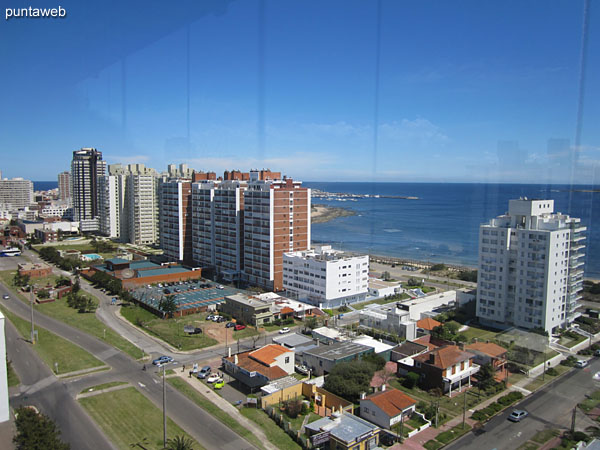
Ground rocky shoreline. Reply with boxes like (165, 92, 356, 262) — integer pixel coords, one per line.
(311, 204, 356, 224)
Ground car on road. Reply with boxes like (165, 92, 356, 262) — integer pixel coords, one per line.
(234, 324, 246, 331)
(279, 327, 290, 334)
(508, 410, 528, 422)
(206, 374, 220, 383)
(217, 285, 225, 290)
(576, 359, 589, 368)
(225, 322, 235, 328)
(593, 371, 600, 381)
(2, 294, 9, 300)
(213, 379, 224, 389)
(152, 356, 174, 366)
(197, 366, 211, 379)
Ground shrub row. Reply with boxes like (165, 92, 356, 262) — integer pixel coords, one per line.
(471, 391, 523, 422)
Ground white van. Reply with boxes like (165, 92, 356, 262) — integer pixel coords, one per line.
(576, 359, 589, 368)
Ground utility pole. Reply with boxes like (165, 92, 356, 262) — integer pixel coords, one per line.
(571, 406, 577, 434)
(162, 365, 167, 448)
(462, 391, 467, 429)
(29, 286, 35, 344)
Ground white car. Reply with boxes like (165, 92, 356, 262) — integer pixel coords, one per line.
(576, 359, 589, 368)
(279, 327, 290, 334)
(593, 371, 600, 381)
(206, 374, 220, 383)
(217, 285, 225, 290)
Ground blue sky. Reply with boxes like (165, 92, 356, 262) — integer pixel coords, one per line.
(1, 0, 599, 183)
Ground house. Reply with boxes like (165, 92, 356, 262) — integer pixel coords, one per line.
(222, 344, 294, 390)
(312, 326, 346, 344)
(359, 305, 417, 340)
(391, 341, 429, 365)
(302, 341, 374, 376)
(465, 341, 508, 374)
(416, 317, 441, 333)
(219, 293, 275, 327)
(305, 412, 381, 450)
(408, 345, 480, 395)
(359, 387, 417, 430)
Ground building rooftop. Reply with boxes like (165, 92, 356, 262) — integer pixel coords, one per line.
(272, 333, 315, 349)
(249, 344, 292, 365)
(414, 345, 474, 369)
(465, 342, 508, 358)
(18, 262, 50, 271)
(304, 341, 372, 361)
(224, 351, 288, 381)
(391, 341, 428, 357)
(312, 326, 345, 341)
(417, 317, 442, 331)
(105, 257, 129, 265)
(305, 413, 379, 444)
(260, 376, 302, 395)
(226, 293, 272, 308)
(136, 267, 189, 277)
(352, 336, 394, 354)
(363, 388, 417, 417)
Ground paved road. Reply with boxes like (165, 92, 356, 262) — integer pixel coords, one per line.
(0, 280, 256, 450)
(447, 358, 600, 450)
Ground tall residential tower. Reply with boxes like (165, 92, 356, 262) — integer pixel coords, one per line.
(71, 148, 106, 231)
(476, 199, 585, 334)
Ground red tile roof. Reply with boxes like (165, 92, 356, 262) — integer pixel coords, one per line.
(465, 342, 507, 358)
(280, 307, 294, 314)
(225, 351, 288, 380)
(364, 389, 416, 417)
(249, 344, 292, 365)
(413, 335, 438, 351)
(414, 345, 473, 369)
(417, 317, 442, 331)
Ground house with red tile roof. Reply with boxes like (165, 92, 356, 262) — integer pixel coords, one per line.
(416, 317, 442, 332)
(222, 344, 295, 390)
(408, 345, 480, 395)
(465, 341, 508, 373)
(359, 387, 417, 429)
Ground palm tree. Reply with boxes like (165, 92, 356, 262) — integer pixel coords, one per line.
(166, 435, 194, 450)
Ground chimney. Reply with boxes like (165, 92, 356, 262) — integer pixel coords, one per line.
(381, 384, 386, 392)
(428, 353, 435, 364)
(360, 392, 366, 400)
(234, 354, 238, 364)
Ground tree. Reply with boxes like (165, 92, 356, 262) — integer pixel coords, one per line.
(37, 289, 50, 299)
(323, 361, 376, 403)
(166, 435, 194, 450)
(158, 297, 178, 318)
(403, 372, 420, 389)
(407, 277, 423, 287)
(13, 406, 70, 450)
(72, 278, 81, 293)
(362, 352, 386, 371)
(476, 363, 496, 390)
(430, 264, 446, 271)
(382, 271, 392, 281)
(13, 272, 30, 288)
(55, 277, 71, 288)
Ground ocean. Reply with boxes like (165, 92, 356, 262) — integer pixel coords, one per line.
(34, 181, 58, 191)
(305, 182, 600, 278)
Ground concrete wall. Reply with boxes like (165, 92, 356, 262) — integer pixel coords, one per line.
(261, 382, 304, 408)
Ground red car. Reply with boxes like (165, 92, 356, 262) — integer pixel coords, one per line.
(234, 324, 246, 331)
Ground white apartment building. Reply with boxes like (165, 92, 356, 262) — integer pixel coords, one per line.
(283, 245, 368, 308)
(126, 175, 159, 245)
(98, 175, 124, 239)
(191, 180, 246, 280)
(40, 202, 72, 219)
(0, 177, 33, 209)
(71, 148, 106, 227)
(476, 198, 586, 334)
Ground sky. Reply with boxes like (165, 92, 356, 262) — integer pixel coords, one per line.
(1, 0, 599, 183)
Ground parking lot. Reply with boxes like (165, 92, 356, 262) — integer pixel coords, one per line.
(132, 279, 242, 314)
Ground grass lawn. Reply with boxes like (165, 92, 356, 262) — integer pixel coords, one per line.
(578, 390, 600, 413)
(120, 305, 218, 351)
(167, 378, 264, 450)
(0, 270, 144, 360)
(523, 365, 570, 392)
(435, 423, 472, 445)
(241, 407, 301, 450)
(80, 387, 201, 450)
(516, 442, 540, 450)
(7, 360, 19, 387)
(530, 428, 560, 444)
(424, 439, 443, 450)
(80, 381, 128, 394)
(352, 294, 410, 310)
(0, 305, 104, 374)
(460, 325, 500, 343)
(262, 319, 303, 332)
(558, 334, 587, 348)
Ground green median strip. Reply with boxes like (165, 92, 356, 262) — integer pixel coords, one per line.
(167, 377, 265, 450)
(7, 359, 20, 387)
(0, 305, 104, 374)
(80, 381, 128, 395)
(79, 386, 202, 450)
(240, 407, 301, 450)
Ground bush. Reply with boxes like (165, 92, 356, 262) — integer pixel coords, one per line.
(546, 367, 558, 376)
(403, 372, 420, 389)
(471, 410, 487, 421)
(430, 264, 446, 271)
(283, 399, 302, 419)
(561, 356, 578, 367)
(338, 305, 350, 313)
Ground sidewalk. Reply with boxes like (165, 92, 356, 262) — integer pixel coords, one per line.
(173, 373, 278, 450)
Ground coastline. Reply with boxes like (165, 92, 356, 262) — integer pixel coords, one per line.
(311, 203, 356, 224)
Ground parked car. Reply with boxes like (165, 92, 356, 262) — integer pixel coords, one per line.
(197, 366, 211, 379)
(152, 356, 174, 366)
(295, 364, 309, 375)
(234, 324, 246, 331)
(2, 294, 9, 300)
(226, 322, 235, 328)
(206, 315, 214, 321)
(216, 317, 226, 323)
(593, 371, 600, 381)
(213, 379, 224, 389)
(508, 410, 528, 422)
(217, 285, 225, 290)
(211, 315, 222, 322)
(206, 374, 220, 383)
(279, 327, 290, 334)
(576, 359, 589, 368)
(183, 325, 202, 335)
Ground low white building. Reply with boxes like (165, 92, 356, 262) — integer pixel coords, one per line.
(359, 306, 417, 341)
(368, 278, 404, 298)
(401, 291, 457, 320)
(283, 245, 369, 308)
(311, 326, 347, 344)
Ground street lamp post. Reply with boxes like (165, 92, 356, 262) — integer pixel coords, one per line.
(29, 285, 35, 344)
(162, 365, 167, 448)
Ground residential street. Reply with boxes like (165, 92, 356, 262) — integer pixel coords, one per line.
(447, 357, 600, 450)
